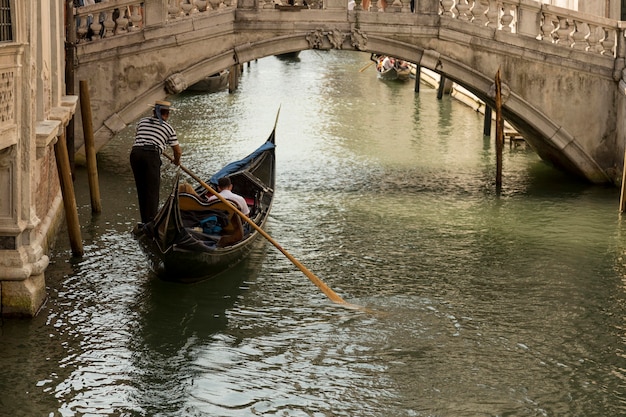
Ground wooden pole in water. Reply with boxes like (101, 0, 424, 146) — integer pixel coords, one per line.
(79, 80, 102, 213)
(437, 74, 445, 99)
(414, 64, 421, 93)
(228, 64, 239, 93)
(54, 131, 84, 256)
(619, 148, 626, 212)
(483, 106, 492, 137)
(495, 68, 504, 194)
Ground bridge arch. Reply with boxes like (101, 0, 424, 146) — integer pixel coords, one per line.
(73, 1, 625, 184)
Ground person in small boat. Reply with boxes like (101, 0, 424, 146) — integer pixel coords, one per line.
(379, 56, 394, 72)
(130, 100, 182, 224)
(396, 59, 410, 70)
(207, 177, 250, 216)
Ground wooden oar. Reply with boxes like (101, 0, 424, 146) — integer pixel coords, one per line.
(163, 153, 356, 307)
(359, 61, 375, 72)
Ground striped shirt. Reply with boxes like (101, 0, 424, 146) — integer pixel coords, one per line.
(133, 116, 178, 152)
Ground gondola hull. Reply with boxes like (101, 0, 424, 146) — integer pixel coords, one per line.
(138, 215, 268, 282)
(134, 117, 277, 283)
(187, 70, 229, 93)
(372, 54, 412, 81)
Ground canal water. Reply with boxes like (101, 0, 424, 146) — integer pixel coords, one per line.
(2, 50, 626, 416)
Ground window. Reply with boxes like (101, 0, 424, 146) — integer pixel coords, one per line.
(0, 0, 11, 42)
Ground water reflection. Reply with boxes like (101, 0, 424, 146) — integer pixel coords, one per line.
(128, 249, 265, 416)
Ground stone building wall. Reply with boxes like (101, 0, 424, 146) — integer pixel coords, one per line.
(0, 1, 77, 317)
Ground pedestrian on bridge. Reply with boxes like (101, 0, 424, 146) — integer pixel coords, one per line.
(130, 100, 182, 224)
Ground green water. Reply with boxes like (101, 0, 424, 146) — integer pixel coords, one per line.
(1, 50, 625, 416)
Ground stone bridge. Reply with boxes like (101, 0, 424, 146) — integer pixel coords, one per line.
(73, 0, 626, 184)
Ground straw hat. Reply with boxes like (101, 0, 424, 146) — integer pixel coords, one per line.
(149, 100, 177, 110)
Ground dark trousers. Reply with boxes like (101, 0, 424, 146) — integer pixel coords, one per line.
(130, 147, 162, 223)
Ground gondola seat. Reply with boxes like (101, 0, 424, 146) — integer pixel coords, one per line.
(178, 192, 245, 246)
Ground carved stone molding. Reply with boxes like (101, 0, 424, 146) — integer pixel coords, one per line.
(350, 29, 368, 51)
(306, 28, 368, 50)
(327, 29, 346, 49)
(165, 73, 188, 94)
(306, 28, 327, 49)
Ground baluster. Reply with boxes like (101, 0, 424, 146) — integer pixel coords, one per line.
(456, 0, 470, 21)
(195, 0, 209, 11)
(181, 0, 196, 14)
(440, 0, 454, 17)
(450, 0, 458, 18)
(371, 0, 380, 12)
(102, 11, 116, 38)
(485, 1, 499, 29)
(586, 25, 603, 54)
(90, 14, 103, 40)
(556, 16, 572, 46)
(472, 0, 489, 26)
(571, 20, 588, 51)
(208, 0, 223, 10)
(540, 12, 556, 43)
(115, 9, 129, 35)
(76, 15, 89, 42)
(129, 6, 143, 31)
(601, 28, 616, 56)
(168, 0, 182, 18)
(389, 0, 404, 12)
(500, 3, 513, 32)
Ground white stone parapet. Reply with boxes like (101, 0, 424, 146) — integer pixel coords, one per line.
(73, 0, 622, 58)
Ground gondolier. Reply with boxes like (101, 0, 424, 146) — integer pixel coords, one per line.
(130, 100, 182, 224)
(133, 111, 278, 281)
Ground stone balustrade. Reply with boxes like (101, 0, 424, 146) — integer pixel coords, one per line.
(538, 4, 618, 56)
(439, 1, 618, 57)
(74, 0, 145, 42)
(73, 0, 622, 57)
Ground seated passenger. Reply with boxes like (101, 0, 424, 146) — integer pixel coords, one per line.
(207, 177, 250, 216)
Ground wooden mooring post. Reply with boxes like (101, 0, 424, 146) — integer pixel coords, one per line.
(54, 131, 84, 256)
(228, 64, 240, 93)
(437, 74, 446, 99)
(483, 106, 492, 137)
(414, 64, 421, 93)
(620, 148, 626, 212)
(79, 80, 102, 213)
(495, 68, 504, 194)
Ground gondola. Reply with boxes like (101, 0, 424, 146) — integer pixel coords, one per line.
(187, 70, 229, 93)
(372, 54, 411, 81)
(133, 114, 277, 282)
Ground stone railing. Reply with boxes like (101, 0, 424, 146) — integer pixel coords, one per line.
(166, 0, 237, 18)
(438, 1, 618, 57)
(537, 4, 618, 56)
(73, 0, 622, 57)
(74, 0, 144, 43)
